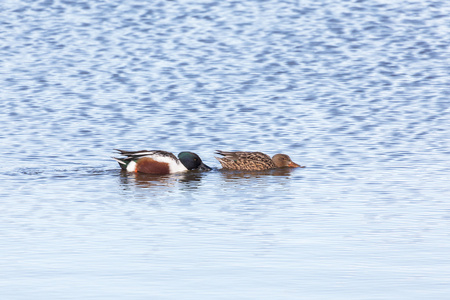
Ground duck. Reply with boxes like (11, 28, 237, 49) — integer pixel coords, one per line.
(215, 150, 303, 171)
(113, 149, 211, 174)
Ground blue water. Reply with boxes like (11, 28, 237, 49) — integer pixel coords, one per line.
(1, 0, 450, 299)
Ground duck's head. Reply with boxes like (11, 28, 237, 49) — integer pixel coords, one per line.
(178, 152, 212, 171)
(272, 154, 302, 168)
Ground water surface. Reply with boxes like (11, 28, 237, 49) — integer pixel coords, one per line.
(1, 0, 450, 299)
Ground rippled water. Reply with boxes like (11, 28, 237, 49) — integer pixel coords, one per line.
(1, 0, 450, 299)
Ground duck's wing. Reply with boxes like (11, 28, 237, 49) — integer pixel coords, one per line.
(114, 149, 178, 160)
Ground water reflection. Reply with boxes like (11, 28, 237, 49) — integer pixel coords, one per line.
(176, 170, 210, 190)
(218, 168, 297, 182)
(117, 170, 208, 190)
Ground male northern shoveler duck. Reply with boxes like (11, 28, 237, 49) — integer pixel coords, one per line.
(113, 149, 211, 174)
(215, 150, 303, 171)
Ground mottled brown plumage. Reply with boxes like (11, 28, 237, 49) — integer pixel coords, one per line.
(215, 150, 302, 171)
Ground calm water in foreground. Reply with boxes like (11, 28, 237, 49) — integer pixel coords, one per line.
(1, 0, 450, 299)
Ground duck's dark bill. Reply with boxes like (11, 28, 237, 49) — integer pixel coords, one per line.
(197, 163, 212, 171)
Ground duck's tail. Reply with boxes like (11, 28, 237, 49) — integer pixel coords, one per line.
(111, 157, 129, 170)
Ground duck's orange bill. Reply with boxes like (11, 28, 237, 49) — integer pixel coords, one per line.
(289, 161, 303, 168)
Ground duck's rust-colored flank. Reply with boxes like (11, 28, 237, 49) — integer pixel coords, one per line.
(135, 157, 171, 174)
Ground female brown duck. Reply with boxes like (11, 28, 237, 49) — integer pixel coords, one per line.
(215, 150, 303, 171)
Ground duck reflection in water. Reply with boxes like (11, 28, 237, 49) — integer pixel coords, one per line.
(218, 167, 298, 182)
(118, 169, 207, 190)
